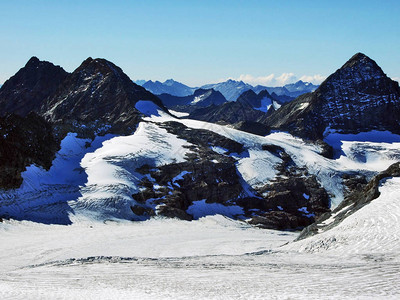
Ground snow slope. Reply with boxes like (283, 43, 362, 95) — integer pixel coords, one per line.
(0, 133, 115, 224)
(1, 213, 399, 299)
(1, 101, 400, 298)
(286, 177, 400, 256)
(3, 101, 400, 223)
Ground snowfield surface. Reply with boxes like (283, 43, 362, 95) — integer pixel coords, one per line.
(1, 102, 400, 298)
(1, 214, 399, 299)
(286, 177, 400, 256)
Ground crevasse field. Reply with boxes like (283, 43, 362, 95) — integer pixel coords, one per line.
(1, 102, 399, 299)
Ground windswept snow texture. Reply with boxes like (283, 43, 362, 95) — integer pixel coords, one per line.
(1, 212, 399, 299)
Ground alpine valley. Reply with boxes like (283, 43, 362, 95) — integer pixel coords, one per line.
(1, 53, 400, 299)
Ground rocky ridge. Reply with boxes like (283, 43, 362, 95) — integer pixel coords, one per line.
(0, 57, 68, 117)
(265, 53, 400, 140)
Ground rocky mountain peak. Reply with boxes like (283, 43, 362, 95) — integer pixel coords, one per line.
(164, 79, 176, 85)
(75, 57, 125, 80)
(266, 53, 400, 139)
(343, 52, 374, 68)
(41, 57, 165, 133)
(25, 56, 40, 66)
(0, 57, 69, 117)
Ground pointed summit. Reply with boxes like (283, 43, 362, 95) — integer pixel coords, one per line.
(42, 57, 165, 133)
(0, 57, 68, 117)
(335, 52, 385, 79)
(266, 53, 400, 139)
(25, 56, 40, 66)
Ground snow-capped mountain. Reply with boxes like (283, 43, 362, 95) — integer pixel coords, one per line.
(142, 79, 196, 97)
(252, 80, 318, 98)
(133, 79, 146, 85)
(202, 79, 253, 101)
(202, 79, 317, 102)
(284, 80, 319, 95)
(186, 89, 280, 135)
(266, 53, 400, 140)
(0, 56, 166, 190)
(236, 89, 281, 112)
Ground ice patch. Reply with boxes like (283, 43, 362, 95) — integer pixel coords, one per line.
(135, 100, 162, 117)
(172, 171, 192, 187)
(210, 146, 228, 154)
(254, 96, 272, 113)
(187, 200, 244, 219)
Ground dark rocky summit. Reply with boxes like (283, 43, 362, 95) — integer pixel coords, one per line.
(0, 57, 68, 117)
(265, 53, 400, 140)
(189, 98, 266, 125)
(41, 57, 166, 134)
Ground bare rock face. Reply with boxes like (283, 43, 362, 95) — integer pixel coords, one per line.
(41, 57, 166, 134)
(266, 53, 400, 140)
(0, 113, 59, 189)
(0, 57, 68, 117)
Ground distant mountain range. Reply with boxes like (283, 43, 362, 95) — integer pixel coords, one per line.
(138, 78, 318, 101)
(158, 88, 227, 113)
(142, 79, 196, 97)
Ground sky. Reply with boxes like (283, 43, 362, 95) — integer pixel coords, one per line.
(0, 0, 399, 87)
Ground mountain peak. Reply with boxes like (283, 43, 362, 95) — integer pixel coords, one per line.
(164, 79, 176, 84)
(341, 52, 380, 70)
(76, 57, 125, 79)
(266, 53, 400, 139)
(26, 56, 40, 67)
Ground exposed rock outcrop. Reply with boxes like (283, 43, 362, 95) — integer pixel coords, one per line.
(0, 57, 68, 117)
(41, 57, 166, 134)
(130, 122, 330, 229)
(0, 112, 59, 189)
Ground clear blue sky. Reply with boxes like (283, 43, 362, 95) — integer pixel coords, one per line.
(1, 0, 399, 86)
